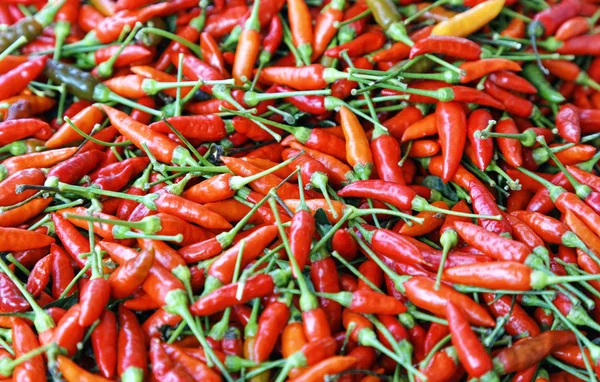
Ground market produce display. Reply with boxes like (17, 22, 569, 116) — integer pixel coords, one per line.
(2, 0, 600, 380)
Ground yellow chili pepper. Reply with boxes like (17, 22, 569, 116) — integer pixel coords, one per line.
(431, 0, 505, 37)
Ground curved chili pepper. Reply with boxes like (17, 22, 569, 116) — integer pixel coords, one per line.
(522, 62, 566, 104)
(493, 331, 578, 375)
(26, 254, 52, 298)
(404, 276, 495, 327)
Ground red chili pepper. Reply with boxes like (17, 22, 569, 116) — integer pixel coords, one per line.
(505, 214, 547, 255)
(452, 221, 531, 263)
(190, 271, 287, 316)
(404, 276, 495, 327)
(253, 297, 291, 362)
(91, 310, 117, 379)
(100, 105, 195, 166)
(92, 2, 169, 44)
(150, 338, 194, 381)
(0, 271, 28, 313)
(117, 306, 147, 381)
(312, 0, 344, 58)
(0, 168, 45, 206)
(488, 71, 538, 94)
(311, 252, 342, 332)
(436, 102, 467, 182)
(419, 346, 460, 382)
(12, 318, 46, 381)
(326, 29, 386, 58)
(206, 224, 278, 287)
(497, 119, 526, 168)
(204, 6, 249, 37)
(446, 301, 495, 378)
(410, 35, 481, 60)
(1, 147, 78, 177)
(0, 56, 48, 101)
(162, 342, 221, 382)
(470, 181, 512, 236)
(260, 16, 283, 64)
(556, 104, 581, 143)
(494, 331, 578, 375)
(52, 304, 85, 356)
(484, 79, 535, 118)
(232, 1, 261, 85)
(340, 106, 373, 180)
(290, 356, 356, 382)
(531, 0, 581, 37)
(25, 254, 52, 298)
(108, 247, 154, 299)
(258, 64, 329, 90)
(198, 32, 229, 77)
(466, 109, 494, 171)
(171, 52, 225, 94)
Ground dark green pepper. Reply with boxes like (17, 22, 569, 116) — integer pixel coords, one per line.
(43, 60, 162, 117)
(136, 17, 166, 48)
(521, 63, 565, 104)
(364, 0, 412, 46)
(0, 0, 66, 53)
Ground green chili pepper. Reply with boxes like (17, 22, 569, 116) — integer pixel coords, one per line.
(521, 63, 566, 104)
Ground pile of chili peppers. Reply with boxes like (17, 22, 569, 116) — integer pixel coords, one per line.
(5, 0, 600, 380)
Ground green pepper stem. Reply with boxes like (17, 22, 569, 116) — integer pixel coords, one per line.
(244, 89, 331, 106)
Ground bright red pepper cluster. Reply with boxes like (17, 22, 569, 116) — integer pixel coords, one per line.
(2, 0, 600, 381)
